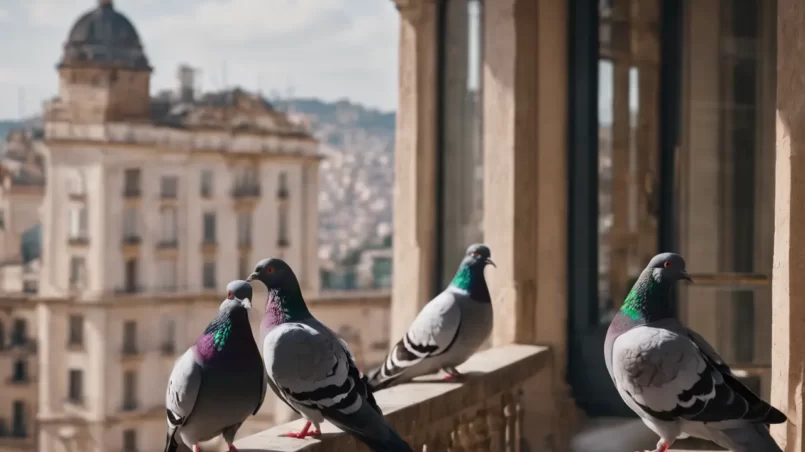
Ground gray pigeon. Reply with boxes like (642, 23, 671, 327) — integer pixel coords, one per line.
(247, 258, 413, 452)
(367, 243, 495, 390)
(604, 253, 786, 452)
(164, 280, 267, 452)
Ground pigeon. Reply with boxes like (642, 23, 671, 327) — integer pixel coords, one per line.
(247, 258, 413, 452)
(367, 243, 495, 390)
(163, 280, 267, 452)
(604, 253, 786, 452)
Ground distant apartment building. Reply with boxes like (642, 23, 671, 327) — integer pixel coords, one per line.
(0, 129, 44, 452)
(24, 1, 320, 451)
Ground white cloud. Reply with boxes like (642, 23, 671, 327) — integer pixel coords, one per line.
(27, 0, 81, 27)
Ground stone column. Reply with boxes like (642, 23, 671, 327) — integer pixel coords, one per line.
(482, 0, 574, 449)
(772, 2, 805, 450)
(389, 0, 439, 342)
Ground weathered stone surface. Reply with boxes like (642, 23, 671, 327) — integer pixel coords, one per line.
(235, 345, 549, 452)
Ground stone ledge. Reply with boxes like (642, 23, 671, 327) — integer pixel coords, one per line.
(235, 344, 550, 451)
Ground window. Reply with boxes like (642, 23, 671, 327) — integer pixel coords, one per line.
(237, 213, 252, 247)
(162, 319, 176, 354)
(122, 429, 137, 452)
(68, 207, 88, 240)
(11, 360, 27, 382)
(238, 254, 250, 281)
(68, 369, 83, 402)
(0, 210, 5, 230)
(122, 371, 137, 410)
(202, 262, 216, 289)
(0, 321, 5, 349)
(157, 260, 177, 291)
(69, 256, 86, 289)
(200, 169, 213, 197)
(123, 207, 138, 240)
(122, 321, 137, 354)
(11, 401, 25, 437)
(202, 212, 216, 243)
(159, 208, 178, 245)
(278, 206, 289, 247)
(160, 175, 178, 198)
(437, 0, 484, 288)
(68, 315, 83, 346)
(123, 168, 141, 196)
(277, 171, 289, 198)
(124, 259, 138, 293)
(10, 319, 25, 345)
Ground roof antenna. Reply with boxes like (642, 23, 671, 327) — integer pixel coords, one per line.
(99, 0, 113, 7)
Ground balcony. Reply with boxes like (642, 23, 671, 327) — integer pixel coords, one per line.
(231, 185, 261, 211)
(121, 236, 141, 257)
(122, 187, 141, 199)
(156, 240, 179, 259)
(200, 240, 218, 255)
(235, 345, 550, 451)
(67, 236, 89, 248)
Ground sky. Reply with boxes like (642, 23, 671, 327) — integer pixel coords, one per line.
(0, 0, 400, 120)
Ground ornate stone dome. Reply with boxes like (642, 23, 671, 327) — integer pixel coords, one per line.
(58, 0, 151, 71)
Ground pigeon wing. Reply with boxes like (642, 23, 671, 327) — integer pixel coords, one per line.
(613, 325, 784, 425)
(165, 348, 203, 427)
(372, 290, 462, 384)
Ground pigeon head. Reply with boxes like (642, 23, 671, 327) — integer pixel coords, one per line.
(196, 280, 256, 362)
(460, 244, 496, 270)
(644, 253, 693, 285)
(449, 244, 494, 302)
(248, 258, 311, 328)
(246, 258, 298, 290)
(220, 280, 253, 310)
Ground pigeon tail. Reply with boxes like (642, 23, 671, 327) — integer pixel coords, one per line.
(366, 365, 398, 391)
(712, 423, 783, 452)
(326, 402, 413, 452)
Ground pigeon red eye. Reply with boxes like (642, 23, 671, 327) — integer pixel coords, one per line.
(227, 291, 233, 298)
(267, 267, 276, 274)
(663, 261, 672, 268)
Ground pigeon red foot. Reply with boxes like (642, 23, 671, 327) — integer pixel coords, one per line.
(283, 421, 321, 439)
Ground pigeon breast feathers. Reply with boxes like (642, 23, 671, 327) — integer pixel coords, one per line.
(614, 325, 785, 425)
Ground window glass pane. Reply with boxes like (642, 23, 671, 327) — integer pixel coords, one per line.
(437, 0, 484, 288)
(678, 0, 775, 398)
(596, 0, 661, 325)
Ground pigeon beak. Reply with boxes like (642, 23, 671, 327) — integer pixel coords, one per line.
(681, 270, 693, 283)
(485, 258, 496, 268)
(246, 272, 258, 282)
(240, 297, 252, 309)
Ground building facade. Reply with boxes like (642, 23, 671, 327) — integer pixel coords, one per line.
(29, 1, 320, 451)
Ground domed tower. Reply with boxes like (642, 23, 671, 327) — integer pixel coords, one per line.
(55, 0, 151, 123)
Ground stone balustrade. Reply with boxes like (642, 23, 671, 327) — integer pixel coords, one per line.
(235, 344, 549, 452)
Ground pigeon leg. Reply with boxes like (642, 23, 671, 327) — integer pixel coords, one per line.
(192, 445, 201, 452)
(442, 366, 464, 381)
(638, 439, 670, 452)
(283, 421, 316, 439)
(227, 444, 239, 452)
